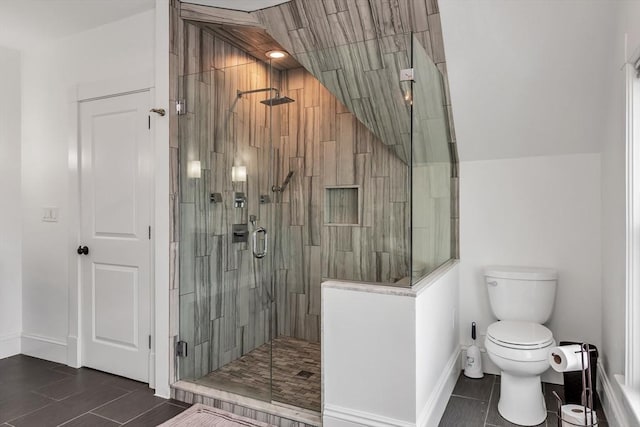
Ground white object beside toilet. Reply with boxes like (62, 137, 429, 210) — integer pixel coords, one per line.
(484, 266, 558, 426)
(561, 404, 598, 426)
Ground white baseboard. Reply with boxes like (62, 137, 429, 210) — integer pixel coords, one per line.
(66, 335, 80, 368)
(324, 405, 415, 427)
(21, 333, 67, 364)
(597, 361, 630, 426)
(0, 332, 21, 359)
(417, 347, 461, 427)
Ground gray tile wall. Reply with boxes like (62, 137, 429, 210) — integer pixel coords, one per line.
(171, 388, 319, 427)
(254, 0, 459, 261)
(273, 67, 411, 341)
(168, 0, 459, 389)
(175, 24, 282, 380)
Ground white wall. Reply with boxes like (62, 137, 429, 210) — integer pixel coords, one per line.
(322, 262, 460, 427)
(21, 10, 155, 362)
(459, 153, 602, 383)
(323, 286, 416, 426)
(439, 0, 616, 162)
(0, 45, 22, 358)
(415, 265, 459, 426)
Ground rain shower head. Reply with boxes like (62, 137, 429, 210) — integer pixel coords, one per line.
(260, 96, 295, 106)
(237, 88, 295, 107)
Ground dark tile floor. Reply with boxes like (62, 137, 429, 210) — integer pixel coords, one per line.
(440, 372, 608, 427)
(0, 354, 190, 427)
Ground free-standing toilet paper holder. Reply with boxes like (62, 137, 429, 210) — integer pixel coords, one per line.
(552, 343, 598, 426)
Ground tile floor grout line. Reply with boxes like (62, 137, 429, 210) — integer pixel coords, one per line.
(29, 388, 69, 402)
(55, 388, 136, 427)
(483, 377, 495, 427)
(88, 411, 125, 425)
(5, 402, 56, 425)
(89, 389, 136, 413)
(56, 410, 106, 427)
(450, 393, 488, 402)
(116, 400, 172, 425)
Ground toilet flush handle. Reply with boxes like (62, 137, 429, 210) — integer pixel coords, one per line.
(487, 280, 498, 286)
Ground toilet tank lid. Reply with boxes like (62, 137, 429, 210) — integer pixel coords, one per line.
(485, 266, 557, 280)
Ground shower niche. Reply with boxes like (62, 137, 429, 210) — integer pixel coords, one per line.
(324, 186, 360, 226)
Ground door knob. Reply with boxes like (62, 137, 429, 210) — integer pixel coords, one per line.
(77, 245, 89, 255)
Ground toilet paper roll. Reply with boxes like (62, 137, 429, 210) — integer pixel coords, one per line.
(549, 345, 590, 372)
(561, 404, 597, 426)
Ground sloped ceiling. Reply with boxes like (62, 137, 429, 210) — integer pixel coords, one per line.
(0, 0, 154, 50)
(181, 0, 289, 12)
(254, 0, 442, 164)
(439, 0, 618, 162)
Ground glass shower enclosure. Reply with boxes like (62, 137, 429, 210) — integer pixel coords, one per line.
(175, 32, 454, 412)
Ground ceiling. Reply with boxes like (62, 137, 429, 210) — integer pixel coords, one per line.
(181, 0, 289, 12)
(439, 0, 619, 162)
(0, 0, 155, 50)
(195, 22, 301, 70)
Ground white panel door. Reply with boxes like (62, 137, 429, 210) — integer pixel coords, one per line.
(80, 90, 152, 382)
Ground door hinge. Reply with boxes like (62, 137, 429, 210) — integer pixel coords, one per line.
(176, 99, 186, 115)
(148, 335, 152, 349)
(148, 115, 151, 129)
(148, 225, 151, 240)
(176, 341, 188, 357)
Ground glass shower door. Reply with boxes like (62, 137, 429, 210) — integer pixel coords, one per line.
(177, 60, 277, 403)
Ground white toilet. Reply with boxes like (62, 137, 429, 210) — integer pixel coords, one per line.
(484, 266, 557, 426)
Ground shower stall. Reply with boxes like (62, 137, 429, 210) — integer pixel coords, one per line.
(173, 19, 455, 413)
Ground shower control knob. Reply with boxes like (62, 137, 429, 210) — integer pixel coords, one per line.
(77, 245, 89, 255)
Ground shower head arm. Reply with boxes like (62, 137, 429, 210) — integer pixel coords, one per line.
(237, 87, 280, 98)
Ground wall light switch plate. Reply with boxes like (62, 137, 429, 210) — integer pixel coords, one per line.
(42, 207, 59, 222)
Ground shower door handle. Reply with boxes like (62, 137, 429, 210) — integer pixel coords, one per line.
(252, 227, 268, 259)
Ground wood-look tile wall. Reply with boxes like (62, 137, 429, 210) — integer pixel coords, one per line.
(168, 0, 459, 389)
(272, 67, 410, 341)
(253, 0, 459, 259)
(171, 7, 284, 380)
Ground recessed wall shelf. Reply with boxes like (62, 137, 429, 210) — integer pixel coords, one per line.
(324, 186, 361, 226)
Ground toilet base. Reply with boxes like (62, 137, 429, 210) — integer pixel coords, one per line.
(498, 372, 547, 426)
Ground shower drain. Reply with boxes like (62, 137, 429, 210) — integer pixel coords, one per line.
(296, 370, 314, 379)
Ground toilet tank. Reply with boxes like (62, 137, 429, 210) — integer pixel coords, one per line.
(485, 266, 557, 324)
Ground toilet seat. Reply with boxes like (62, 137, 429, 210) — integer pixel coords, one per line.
(487, 321, 553, 349)
(485, 321, 555, 362)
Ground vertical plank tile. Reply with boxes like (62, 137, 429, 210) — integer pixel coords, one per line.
(285, 226, 304, 293)
(179, 292, 196, 379)
(336, 113, 355, 185)
(322, 140, 337, 186)
(179, 203, 196, 295)
(306, 246, 322, 315)
(389, 202, 409, 280)
(356, 153, 373, 226)
(289, 157, 305, 225)
(303, 106, 316, 177)
(319, 83, 336, 142)
(303, 176, 322, 246)
(427, 13, 446, 63)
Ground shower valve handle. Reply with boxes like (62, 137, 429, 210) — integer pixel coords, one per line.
(252, 227, 268, 259)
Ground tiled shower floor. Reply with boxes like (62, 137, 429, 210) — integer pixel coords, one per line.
(195, 336, 321, 412)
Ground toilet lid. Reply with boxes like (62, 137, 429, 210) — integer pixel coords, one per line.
(487, 321, 554, 349)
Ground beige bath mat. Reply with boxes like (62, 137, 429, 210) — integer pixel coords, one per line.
(158, 404, 275, 427)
